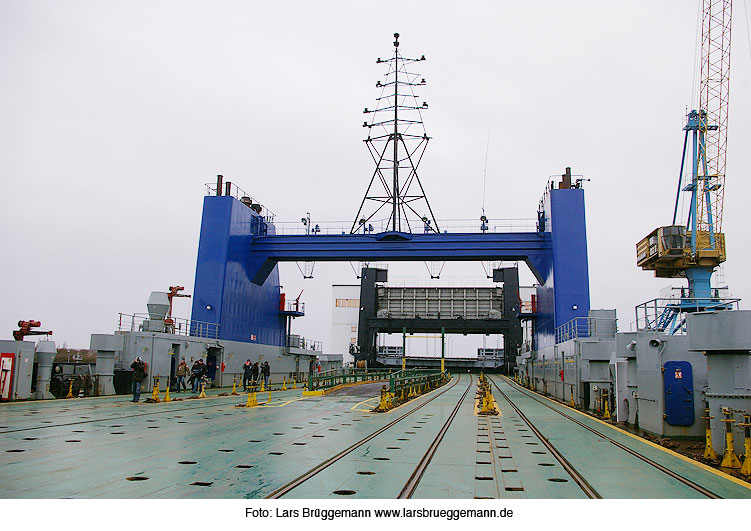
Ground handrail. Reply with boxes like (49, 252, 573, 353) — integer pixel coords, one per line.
(555, 316, 618, 344)
(270, 217, 537, 236)
(634, 297, 741, 334)
(307, 368, 394, 392)
(117, 313, 220, 340)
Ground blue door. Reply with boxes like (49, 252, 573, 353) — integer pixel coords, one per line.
(663, 361, 694, 426)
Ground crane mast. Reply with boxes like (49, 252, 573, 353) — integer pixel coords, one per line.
(636, 0, 733, 309)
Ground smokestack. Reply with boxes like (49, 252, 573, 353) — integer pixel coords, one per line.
(216, 175, 223, 196)
(225, 181, 232, 197)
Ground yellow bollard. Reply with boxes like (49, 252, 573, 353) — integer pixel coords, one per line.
(479, 388, 497, 415)
(246, 390, 257, 408)
(151, 377, 160, 402)
(268, 387, 272, 404)
(720, 408, 742, 469)
(375, 387, 392, 412)
(739, 414, 751, 477)
(701, 408, 718, 461)
(163, 381, 171, 402)
(231, 377, 238, 396)
(282, 377, 287, 391)
(602, 389, 611, 420)
(260, 379, 265, 392)
(569, 384, 576, 408)
(199, 382, 207, 399)
(66, 379, 74, 399)
(292, 377, 297, 389)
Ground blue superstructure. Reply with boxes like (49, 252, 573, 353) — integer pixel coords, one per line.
(190, 176, 590, 354)
(190, 195, 285, 346)
(534, 185, 591, 350)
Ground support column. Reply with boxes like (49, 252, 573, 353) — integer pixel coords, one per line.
(402, 327, 406, 370)
(441, 327, 445, 374)
(35, 341, 56, 400)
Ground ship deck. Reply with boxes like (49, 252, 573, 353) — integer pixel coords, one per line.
(1, 374, 749, 499)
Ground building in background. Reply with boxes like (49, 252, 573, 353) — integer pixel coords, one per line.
(331, 285, 360, 365)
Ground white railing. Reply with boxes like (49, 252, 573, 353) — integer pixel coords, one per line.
(555, 316, 618, 344)
(635, 297, 741, 334)
(286, 335, 323, 352)
(117, 313, 221, 339)
(269, 217, 537, 236)
(204, 182, 276, 222)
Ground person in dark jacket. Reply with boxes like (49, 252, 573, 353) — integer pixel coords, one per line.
(189, 360, 204, 393)
(262, 361, 270, 387)
(130, 356, 146, 402)
(242, 360, 252, 392)
(251, 362, 260, 385)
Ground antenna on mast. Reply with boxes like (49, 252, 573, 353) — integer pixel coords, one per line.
(351, 33, 439, 234)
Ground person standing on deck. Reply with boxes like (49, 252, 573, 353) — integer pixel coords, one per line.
(251, 361, 260, 386)
(189, 359, 203, 393)
(242, 360, 253, 392)
(176, 358, 189, 392)
(262, 361, 270, 387)
(130, 357, 146, 402)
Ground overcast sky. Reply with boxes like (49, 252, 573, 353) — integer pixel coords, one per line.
(1, 1, 750, 352)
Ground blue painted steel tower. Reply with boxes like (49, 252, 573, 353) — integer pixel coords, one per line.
(190, 183, 286, 346)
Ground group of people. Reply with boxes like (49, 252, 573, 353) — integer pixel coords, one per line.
(130, 356, 273, 402)
(241, 360, 270, 391)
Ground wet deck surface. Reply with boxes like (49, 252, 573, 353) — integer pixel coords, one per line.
(1, 375, 748, 499)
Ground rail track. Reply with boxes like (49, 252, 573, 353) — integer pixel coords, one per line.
(265, 374, 472, 499)
(489, 375, 722, 499)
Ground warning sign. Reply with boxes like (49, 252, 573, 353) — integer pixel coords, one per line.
(675, 369, 682, 379)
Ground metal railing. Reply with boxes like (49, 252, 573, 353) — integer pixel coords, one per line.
(387, 368, 444, 395)
(635, 297, 741, 334)
(555, 316, 618, 344)
(117, 313, 221, 339)
(286, 335, 322, 351)
(270, 217, 537, 236)
(282, 301, 306, 314)
(307, 368, 394, 392)
(375, 310, 503, 320)
(204, 182, 276, 222)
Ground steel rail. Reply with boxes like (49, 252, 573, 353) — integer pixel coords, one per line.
(495, 376, 722, 499)
(264, 374, 463, 499)
(488, 377, 601, 499)
(397, 375, 473, 498)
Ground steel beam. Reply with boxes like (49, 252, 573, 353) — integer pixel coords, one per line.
(249, 231, 551, 285)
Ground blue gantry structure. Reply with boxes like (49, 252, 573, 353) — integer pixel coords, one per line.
(190, 170, 591, 358)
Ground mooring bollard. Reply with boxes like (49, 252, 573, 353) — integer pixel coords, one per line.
(246, 390, 257, 408)
(739, 413, 751, 477)
(151, 376, 160, 402)
(199, 382, 207, 399)
(720, 408, 742, 469)
(231, 377, 239, 396)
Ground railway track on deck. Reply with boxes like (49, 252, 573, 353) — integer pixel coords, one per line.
(265, 374, 472, 499)
(489, 375, 722, 499)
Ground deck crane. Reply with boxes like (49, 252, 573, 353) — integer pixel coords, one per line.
(636, 0, 734, 330)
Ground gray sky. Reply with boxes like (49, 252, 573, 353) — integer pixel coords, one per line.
(1, 1, 750, 350)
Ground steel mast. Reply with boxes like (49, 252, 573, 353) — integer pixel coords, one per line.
(351, 33, 439, 234)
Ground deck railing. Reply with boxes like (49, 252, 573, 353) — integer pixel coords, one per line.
(307, 368, 393, 392)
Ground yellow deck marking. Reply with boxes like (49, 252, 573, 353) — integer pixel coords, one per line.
(351, 397, 380, 412)
(260, 396, 308, 408)
(501, 375, 751, 490)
